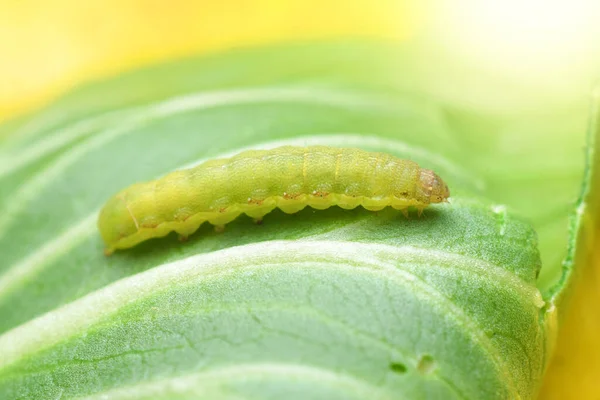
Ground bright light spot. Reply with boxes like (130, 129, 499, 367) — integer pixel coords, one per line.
(427, 0, 600, 86)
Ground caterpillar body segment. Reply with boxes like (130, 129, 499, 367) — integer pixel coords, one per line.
(98, 146, 450, 254)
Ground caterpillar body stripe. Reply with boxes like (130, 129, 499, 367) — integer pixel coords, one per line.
(98, 146, 450, 254)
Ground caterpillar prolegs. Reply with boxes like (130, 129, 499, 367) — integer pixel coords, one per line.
(98, 146, 451, 254)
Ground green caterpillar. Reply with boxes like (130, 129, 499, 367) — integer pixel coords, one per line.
(98, 146, 450, 254)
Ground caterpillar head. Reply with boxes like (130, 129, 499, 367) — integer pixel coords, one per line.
(419, 169, 450, 204)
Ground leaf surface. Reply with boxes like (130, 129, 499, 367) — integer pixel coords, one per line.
(0, 41, 592, 399)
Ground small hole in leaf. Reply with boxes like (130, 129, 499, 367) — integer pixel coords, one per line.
(389, 362, 407, 374)
(417, 354, 436, 375)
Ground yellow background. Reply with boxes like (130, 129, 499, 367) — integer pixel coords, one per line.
(0, 0, 410, 122)
(1, 1, 598, 398)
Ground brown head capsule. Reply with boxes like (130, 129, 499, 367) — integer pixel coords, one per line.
(418, 168, 451, 204)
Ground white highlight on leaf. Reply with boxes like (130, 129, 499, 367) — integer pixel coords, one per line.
(0, 85, 404, 179)
(0, 86, 475, 243)
(576, 202, 586, 217)
(0, 133, 478, 288)
(79, 362, 392, 400)
(0, 239, 542, 396)
(491, 204, 508, 236)
(0, 214, 97, 298)
(1, 86, 374, 238)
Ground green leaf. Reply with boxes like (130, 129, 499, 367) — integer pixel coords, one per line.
(0, 40, 592, 399)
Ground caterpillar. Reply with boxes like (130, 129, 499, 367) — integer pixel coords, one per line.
(98, 146, 450, 254)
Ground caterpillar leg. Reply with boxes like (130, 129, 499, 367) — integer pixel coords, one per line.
(244, 204, 276, 221)
(104, 248, 115, 257)
(208, 211, 240, 226)
(175, 223, 201, 241)
(417, 207, 425, 217)
(278, 202, 307, 214)
(245, 207, 274, 226)
(362, 197, 388, 212)
(214, 224, 226, 233)
(400, 208, 409, 219)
